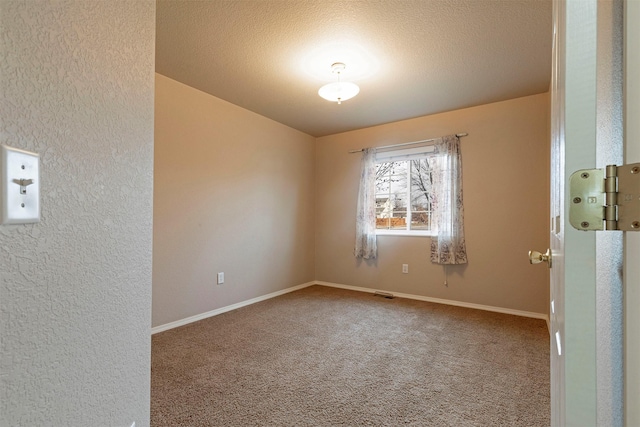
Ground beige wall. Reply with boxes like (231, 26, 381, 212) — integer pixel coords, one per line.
(154, 82, 550, 325)
(153, 74, 316, 327)
(315, 93, 550, 315)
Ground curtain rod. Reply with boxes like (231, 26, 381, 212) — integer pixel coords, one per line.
(348, 132, 468, 154)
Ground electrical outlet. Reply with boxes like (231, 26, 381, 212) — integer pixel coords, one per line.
(402, 264, 408, 274)
(217, 272, 224, 284)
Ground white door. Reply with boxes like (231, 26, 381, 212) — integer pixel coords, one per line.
(549, 0, 597, 426)
(549, 1, 565, 423)
(550, 0, 600, 424)
(549, 0, 636, 425)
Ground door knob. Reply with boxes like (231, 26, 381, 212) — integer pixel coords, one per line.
(529, 248, 552, 268)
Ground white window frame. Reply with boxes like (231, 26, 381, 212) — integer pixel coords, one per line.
(374, 145, 436, 237)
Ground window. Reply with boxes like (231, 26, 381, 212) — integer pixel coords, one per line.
(374, 145, 435, 236)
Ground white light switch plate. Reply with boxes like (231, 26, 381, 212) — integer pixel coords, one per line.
(1, 145, 40, 224)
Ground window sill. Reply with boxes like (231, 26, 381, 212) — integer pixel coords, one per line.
(375, 230, 434, 237)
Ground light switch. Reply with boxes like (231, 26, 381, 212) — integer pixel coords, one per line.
(1, 145, 40, 225)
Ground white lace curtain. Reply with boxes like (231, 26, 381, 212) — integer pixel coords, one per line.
(354, 136, 467, 263)
(430, 135, 468, 264)
(354, 148, 377, 259)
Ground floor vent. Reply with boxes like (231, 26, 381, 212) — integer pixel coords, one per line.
(373, 291, 395, 299)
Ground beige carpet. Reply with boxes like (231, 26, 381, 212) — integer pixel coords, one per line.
(151, 285, 550, 426)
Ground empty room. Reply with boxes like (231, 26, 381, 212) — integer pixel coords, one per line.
(152, 0, 552, 424)
(2, 0, 637, 426)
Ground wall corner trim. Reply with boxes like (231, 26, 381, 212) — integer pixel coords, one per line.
(315, 281, 550, 324)
(151, 281, 316, 334)
(152, 280, 549, 335)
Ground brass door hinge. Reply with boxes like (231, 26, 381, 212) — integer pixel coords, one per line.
(569, 163, 640, 231)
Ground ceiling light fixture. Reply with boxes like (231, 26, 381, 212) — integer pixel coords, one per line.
(318, 62, 360, 104)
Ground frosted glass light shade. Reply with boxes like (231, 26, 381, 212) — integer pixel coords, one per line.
(318, 81, 360, 104)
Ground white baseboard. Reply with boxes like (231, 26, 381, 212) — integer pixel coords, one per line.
(152, 279, 550, 335)
(315, 280, 550, 323)
(151, 281, 316, 334)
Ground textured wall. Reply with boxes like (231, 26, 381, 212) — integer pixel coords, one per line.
(595, 0, 623, 424)
(316, 93, 550, 315)
(153, 74, 316, 328)
(0, 1, 155, 425)
(624, 2, 640, 424)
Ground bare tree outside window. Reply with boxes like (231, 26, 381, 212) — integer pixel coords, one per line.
(375, 157, 434, 233)
(409, 159, 433, 230)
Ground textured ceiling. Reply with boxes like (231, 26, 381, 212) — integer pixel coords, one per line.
(156, 0, 552, 137)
